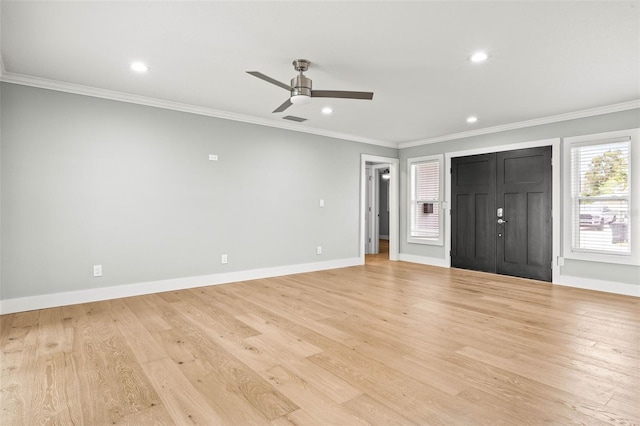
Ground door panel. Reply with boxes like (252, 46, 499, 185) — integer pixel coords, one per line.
(496, 147, 552, 281)
(454, 194, 472, 258)
(451, 154, 496, 273)
(474, 194, 493, 262)
(452, 147, 552, 282)
(503, 192, 523, 264)
(527, 192, 546, 267)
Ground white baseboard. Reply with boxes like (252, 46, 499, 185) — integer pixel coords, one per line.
(379, 235, 389, 240)
(398, 253, 638, 297)
(0, 257, 361, 314)
(398, 253, 449, 268)
(553, 274, 640, 297)
(3, 256, 635, 315)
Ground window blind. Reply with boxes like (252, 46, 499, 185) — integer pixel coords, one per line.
(570, 139, 630, 255)
(410, 160, 440, 239)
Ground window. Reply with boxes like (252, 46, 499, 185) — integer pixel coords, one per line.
(408, 155, 443, 245)
(563, 129, 639, 265)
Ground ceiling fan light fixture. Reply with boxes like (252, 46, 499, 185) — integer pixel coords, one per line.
(291, 94, 312, 105)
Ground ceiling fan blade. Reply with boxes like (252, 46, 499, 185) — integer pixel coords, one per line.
(273, 98, 293, 113)
(246, 71, 291, 91)
(311, 90, 374, 100)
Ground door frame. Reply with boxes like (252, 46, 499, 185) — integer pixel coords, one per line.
(444, 138, 561, 280)
(360, 155, 399, 263)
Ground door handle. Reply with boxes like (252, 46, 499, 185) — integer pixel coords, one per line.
(497, 218, 507, 224)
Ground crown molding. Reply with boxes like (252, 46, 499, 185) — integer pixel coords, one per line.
(3, 71, 637, 151)
(397, 100, 640, 149)
(0, 72, 397, 149)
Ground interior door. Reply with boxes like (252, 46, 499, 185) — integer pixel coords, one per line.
(451, 146, 552, 282)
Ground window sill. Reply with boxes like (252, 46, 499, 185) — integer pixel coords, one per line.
(408, 237, 443, 246)
(563, 250, 639, 266)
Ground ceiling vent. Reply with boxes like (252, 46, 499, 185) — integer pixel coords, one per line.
(282, 115, 307, 122)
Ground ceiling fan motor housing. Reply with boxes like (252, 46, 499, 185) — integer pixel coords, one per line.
(291, 75, 312, 101)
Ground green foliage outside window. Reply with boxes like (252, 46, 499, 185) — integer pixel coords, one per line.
(582, 149, 628, 197)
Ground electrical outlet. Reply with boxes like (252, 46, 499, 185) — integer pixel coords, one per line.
(557, 256, 565, 266)
(93, 265, 102, 277)
(316, 246, 322, 255)
(319, 199, 325, 207)
(209, 154, 218, 161)
(221, 254, 228, 264)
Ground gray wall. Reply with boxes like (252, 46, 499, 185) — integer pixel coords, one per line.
(0, 83, 396, 300)
(2, 81, 637, 302)
(399, 108, 640, 286)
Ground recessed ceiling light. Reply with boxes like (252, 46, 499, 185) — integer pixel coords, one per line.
(322, 107, 333, 115)
(130, 61, 149, 73)
(470, 51, 489, 63)
(466, 116, 478, 123)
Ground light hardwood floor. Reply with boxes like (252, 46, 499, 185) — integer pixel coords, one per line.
(1, 256, 639, 425)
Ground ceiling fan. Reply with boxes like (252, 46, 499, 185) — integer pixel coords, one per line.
(247, 59, 374, 113)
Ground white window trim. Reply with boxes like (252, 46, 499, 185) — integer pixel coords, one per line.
(562, 128, 639, 266)
(407, 154, 444, 246)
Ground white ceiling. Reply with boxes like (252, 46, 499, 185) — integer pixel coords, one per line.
(2, 1, 639, 147)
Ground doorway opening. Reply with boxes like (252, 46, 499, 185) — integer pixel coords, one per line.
(360, 155, 399, 264)
(366, 164, 391, 256)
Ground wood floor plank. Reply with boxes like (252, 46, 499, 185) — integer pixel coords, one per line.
(1, 310, 39, 350)
(0, 344, 37, 425)
(271, 408, 322, 426)
(142, 357, 227, 425)
(107, 298, 168, 365)
(606, 393, 640, 421)
(412, 350, 628, 425)
(261, 364, 369, 426)
(29, 352, 82, 425)
(236, 313, 322, 357)
(1, 257, 638, 425)
(143, 293, 299, 421)
(244, 333, 362, 404)
(456, 345, 616, 406)
(307, 340, 478, 424)
(229, 282, 354, 342)
(117, 403, 175, 425)
(340, 393, 418, 426)
(35, 308, 70, 356)
(153, 326, 274, 424)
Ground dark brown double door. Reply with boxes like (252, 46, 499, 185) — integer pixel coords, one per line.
(451, 146, 552, 282)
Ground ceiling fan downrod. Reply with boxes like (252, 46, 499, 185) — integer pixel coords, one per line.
(291, 59, 312, 103)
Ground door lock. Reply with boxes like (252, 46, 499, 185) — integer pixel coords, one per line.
(497, 218, 507, 224)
